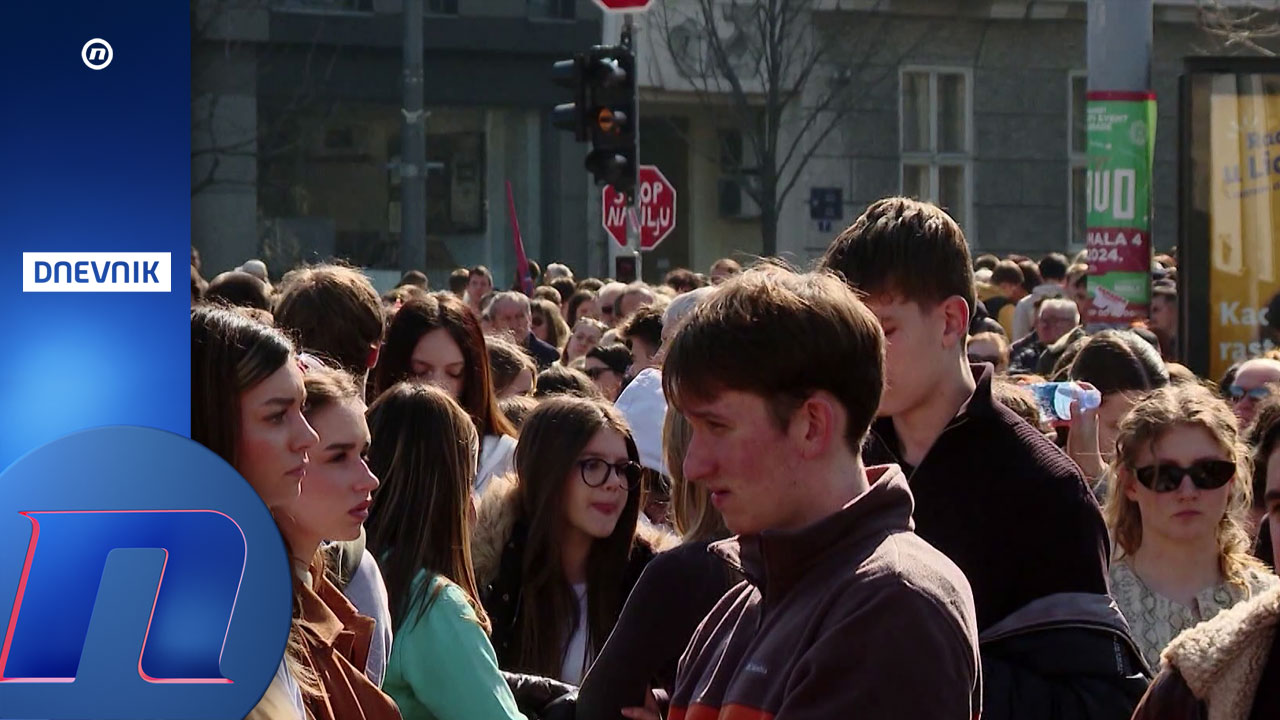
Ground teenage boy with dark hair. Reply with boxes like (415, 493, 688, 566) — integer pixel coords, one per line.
(820, 197, 1148, 720)
(274, 264, 384, 396)
(639, 265, 981, 720)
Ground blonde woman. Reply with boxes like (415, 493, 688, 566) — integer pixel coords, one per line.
(562, 317, 607, 366)
(1105, 383, 1278, 671)
(575, 408, 736, 720)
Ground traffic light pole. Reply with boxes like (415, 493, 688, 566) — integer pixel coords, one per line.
(557, 11, 640, 280)
(622, 15, 641, 281)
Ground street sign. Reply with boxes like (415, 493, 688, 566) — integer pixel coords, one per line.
(603, 165, 676, 251)
(592, 0, 652, 12)
(809, 187, 843, 221)
(1084, 90, 1156, 325)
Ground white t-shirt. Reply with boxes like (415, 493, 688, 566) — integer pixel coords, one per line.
(559, 583, 590, 685)
(476, 433, 517, 495)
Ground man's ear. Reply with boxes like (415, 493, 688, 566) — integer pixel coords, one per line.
(367, 343, 381, 370)
(940, 296, 971, 350)
(790, 392, 841, 460)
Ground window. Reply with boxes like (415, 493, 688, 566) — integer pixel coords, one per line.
(900, 68, 972, 232)
(529, 0, 575, 19)
(1069, 71, 1088, 249)
(427, 0, 458, 15)
(716, 127, 761, 219)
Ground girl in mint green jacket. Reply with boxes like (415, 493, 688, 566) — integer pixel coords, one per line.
(365, 382, 526, 720)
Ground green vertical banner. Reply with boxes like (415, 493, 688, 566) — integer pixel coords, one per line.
(1084, 91, 1157, 325)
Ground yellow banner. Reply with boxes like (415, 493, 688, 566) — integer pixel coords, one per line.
(1208, 74, 1280, 381)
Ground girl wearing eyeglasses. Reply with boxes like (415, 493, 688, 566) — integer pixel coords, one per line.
(471, 396, 672, 684)
(1105, 383, 1278, 671)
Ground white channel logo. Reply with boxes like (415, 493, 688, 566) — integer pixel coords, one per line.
(23, 253, 171, 293)
(82, 39, 113, 70)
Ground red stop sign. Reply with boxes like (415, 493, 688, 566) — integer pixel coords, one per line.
(592, 0, 652, 11)
(602, 165, 677, 251)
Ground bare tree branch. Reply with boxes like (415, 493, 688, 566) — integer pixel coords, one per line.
(1197, 0, 1280, 56)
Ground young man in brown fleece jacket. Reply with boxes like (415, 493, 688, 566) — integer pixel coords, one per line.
(622, 265, 981, 720)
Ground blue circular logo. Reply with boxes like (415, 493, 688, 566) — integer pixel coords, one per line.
(0, 426, 291, 719)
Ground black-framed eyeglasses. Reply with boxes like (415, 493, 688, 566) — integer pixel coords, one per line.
(1134, 459, 1235, 493)
(1228, 384, 1271, 402)
(584, 367, 614, 380)
(578, 458, 642, 490)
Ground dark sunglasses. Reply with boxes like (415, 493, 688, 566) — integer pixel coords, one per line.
(577, 458, 642, 490)
(532, 316, 545, 327)
(967, 354, 1000, 366)
(1133, 459, 1236, 493)
(1228, 385, 1272, 402)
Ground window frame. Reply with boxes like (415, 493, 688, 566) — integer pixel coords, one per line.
(527, 0, 576, 20)
(898, 65, 975, 238)
(426, 0, 459, 16)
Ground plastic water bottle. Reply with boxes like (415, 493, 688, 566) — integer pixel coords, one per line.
(1052, 382, 1102, 421)
(1027, 382, 1102, 423)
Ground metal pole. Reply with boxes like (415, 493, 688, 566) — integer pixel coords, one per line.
(400, 0, 427, 275)
(623, 14, 641, 281)
(1087, 0, 1152, 94)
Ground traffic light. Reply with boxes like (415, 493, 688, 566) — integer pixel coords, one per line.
(551, 44, 637, 202)
(585, 46, 637, 202)
(551, 55, 588, 142)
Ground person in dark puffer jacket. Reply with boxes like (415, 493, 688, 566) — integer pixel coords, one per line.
(470, 397, 675, 685)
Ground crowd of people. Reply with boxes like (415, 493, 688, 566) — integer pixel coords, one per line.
(188, 195, 1280, 720)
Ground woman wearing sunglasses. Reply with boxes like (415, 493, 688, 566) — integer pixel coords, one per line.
(470, 396, 669, 683)
(1105, 383, 1278, 671)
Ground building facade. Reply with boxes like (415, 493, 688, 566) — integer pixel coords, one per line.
(192, 0, 604, 289)
(628, 0, 1276, 278)
(194, 0, 1277, 287)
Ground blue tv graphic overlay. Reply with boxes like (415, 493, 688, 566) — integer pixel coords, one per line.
(2, 510, 247, 683)
(0, 427, 291, 720)
(0, 1, 190, 471)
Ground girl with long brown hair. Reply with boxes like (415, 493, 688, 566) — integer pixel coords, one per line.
(372, 292, 516, 494)
(191, 307, 398, 720)
(471, 396, 668, 684)
(576, 407, 735, 720)
(1105, 382, 1278, 670)
(364, 382, 523, 720)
